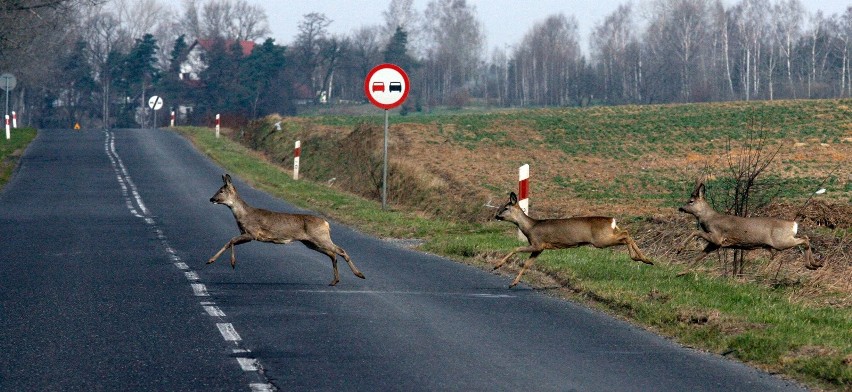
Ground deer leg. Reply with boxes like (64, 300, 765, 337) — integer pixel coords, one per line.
(229, 236, 252, 269)
(329, 255, 340, 286)
(677, 232, 701, 254)
(770, 250, 786, 281)
(675, 242, 720, 277)
(510, 251, 542, 288)
(689, 242, 719, 267)
(799, 236, 821, 270)
(624, 234, 653, 265)
(494, 245, 539, 271)
(208, 234, 253, 266)
(335, 246, 365, 280)
(493, 251, 517, 270)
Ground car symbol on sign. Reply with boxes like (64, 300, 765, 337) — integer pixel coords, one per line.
(389, 82, 402, 92)
(372, 82, 384, 92)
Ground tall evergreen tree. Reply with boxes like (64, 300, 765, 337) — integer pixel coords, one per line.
(243, 38, 290, 116)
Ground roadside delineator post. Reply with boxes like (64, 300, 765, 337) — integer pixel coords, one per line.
(293, 140, 301, 180)
(215, 113, 220, 138)
(518, 164, 530, 241)
(11, 111, 16, 128)
(4, 115, 9, 140)
(170, 111, 175, 127)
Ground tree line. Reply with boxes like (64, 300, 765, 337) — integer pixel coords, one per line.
(1, 0, 850, 128)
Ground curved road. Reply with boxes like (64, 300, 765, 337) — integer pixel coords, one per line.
(0, 129, 804, 391)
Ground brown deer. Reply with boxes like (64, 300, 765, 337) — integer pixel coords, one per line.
(207, 174, 366, 286)
(493, 192, 653, 288)
(677, 182, 820, 270)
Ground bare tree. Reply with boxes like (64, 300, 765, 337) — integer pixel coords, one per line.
(841, 7, 852, 96)
(231, 0, 270, 41)
(81, 7, 126, 128)
(382, 0, 421, 52)
(513, 14, 582, 106)
(349, 25, 383, 78)
(773, 0, 804, 98)
(645, 0, 711, 101)
(182, 0, 269, 41)
(805, 11, 830, 97)
(592, 4, 641, 103)
(422, 0, 484, 105)
(293, 12, 332, 101)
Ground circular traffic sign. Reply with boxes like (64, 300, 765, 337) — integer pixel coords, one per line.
(364, 63, 409, 110)
(148, 95, 163, 110)
(0, 73, 16, 91)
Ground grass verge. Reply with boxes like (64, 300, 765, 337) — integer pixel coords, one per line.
(175, 125, 850, 390)
(0, 127, 37, 189)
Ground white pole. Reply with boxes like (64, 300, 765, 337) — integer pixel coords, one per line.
(170, 111, 175, 127)
(4, 115, 9, 140)
(518, 164, 530, 241)
(293, 140, 301, 180)
(11, 111, 16, 128)
(215, 113, 220, 138)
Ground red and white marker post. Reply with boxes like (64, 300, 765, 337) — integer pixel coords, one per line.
(293, 140, 301, 180)
(170, 111, 175, 127)
(11, 111, 17, 128)
(4, 115, 9, 140)
(518, 164, 530, 241)
(215, 113, 220, 138)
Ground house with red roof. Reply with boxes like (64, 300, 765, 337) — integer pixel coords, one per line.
(179, 38, 256, 81)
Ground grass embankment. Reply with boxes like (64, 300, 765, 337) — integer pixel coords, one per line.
(0, 127, 37, 189)
(174, 99, 850, 390)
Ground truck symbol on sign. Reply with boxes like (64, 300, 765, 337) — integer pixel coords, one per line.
(389, 82, 402, 92)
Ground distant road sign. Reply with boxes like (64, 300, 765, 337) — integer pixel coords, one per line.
(148, 95, 163, 110)
(364, 64, 409, 110)
(0, 73, 16, 91)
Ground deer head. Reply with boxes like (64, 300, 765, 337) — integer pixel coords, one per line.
(678, 182, 713, 219)
(210, 174, 238, 206)
(495, 192, 525, 223)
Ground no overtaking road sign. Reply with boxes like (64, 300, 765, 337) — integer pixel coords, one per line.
(364, 63, 409, 110)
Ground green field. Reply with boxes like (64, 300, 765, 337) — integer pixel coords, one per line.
(174, 99, 850, 390)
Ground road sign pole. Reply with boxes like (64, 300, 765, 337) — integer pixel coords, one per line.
(4, 79, 8, 119)
(382, 109, 389, 210)
(364, 63, 409, 211)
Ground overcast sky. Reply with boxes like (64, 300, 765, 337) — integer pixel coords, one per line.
(249, 0, 851, 53)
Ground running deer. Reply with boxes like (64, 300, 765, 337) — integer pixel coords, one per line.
(677, 182, 820, 270)
(493, 192, 653, 288)
(207, 174, 366, 286)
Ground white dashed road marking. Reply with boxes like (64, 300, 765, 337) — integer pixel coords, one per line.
(191, 283, 210, 297)
(104, 131, 274, 391)
(217, 323, 242, 341)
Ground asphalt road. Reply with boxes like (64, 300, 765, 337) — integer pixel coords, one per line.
(0, 128, 805, 391)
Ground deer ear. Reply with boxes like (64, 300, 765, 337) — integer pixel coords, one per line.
(690, 182, 701, 198)
(697, 183, 705, 198)
(509, 192, 518, 204)
(223, 174, 232, 184)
